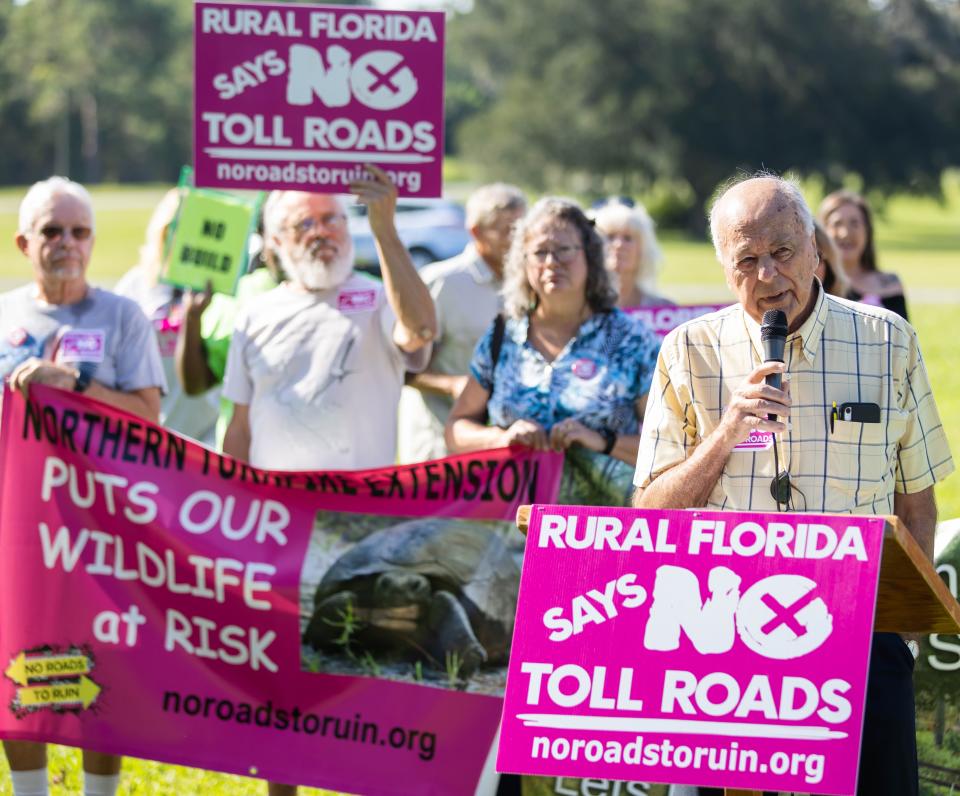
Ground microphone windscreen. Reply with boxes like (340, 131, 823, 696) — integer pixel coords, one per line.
(760, 309, 788, 341)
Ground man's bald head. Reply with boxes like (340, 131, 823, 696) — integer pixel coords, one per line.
(709, 176, 814, 262)
(708, 175, 820, 332)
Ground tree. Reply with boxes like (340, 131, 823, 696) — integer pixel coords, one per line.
(0, 0, 193, 183)
(448, 0, 960, 223)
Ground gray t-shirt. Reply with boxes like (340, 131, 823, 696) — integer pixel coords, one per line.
(0, 284, 167, 393)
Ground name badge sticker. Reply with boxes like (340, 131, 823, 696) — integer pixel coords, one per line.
(58, 330, 106, 363)
(733, 430, 774, 451)
(155, 315, 183, 358)
(571, 358, 598, 380)
(337, 290, 377, 313)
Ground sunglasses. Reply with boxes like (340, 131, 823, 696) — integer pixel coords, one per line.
(37, 225, 93, 241)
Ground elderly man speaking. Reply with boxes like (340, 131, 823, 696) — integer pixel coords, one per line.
(634, 175, 953, 795)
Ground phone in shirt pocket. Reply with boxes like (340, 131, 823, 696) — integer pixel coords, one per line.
(838, 402, 881, 423)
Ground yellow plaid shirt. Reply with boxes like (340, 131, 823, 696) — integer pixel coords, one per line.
(634, 286, 954, 514)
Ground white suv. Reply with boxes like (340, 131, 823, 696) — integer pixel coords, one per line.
(346, 198, 471, 274)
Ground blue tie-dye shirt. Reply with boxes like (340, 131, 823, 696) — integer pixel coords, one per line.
(469, 309, 660, 434)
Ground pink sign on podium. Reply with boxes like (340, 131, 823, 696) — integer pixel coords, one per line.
(498, 505, 885, 795)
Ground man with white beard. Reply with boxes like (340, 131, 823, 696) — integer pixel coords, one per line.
(222, 165, 436, 473)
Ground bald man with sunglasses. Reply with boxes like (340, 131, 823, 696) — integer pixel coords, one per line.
(1, 177, 165, 796)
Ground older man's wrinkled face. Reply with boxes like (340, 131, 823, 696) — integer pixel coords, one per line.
(718, 194, 819, 331)
(18, 193, 94, 284)
(275, 193, 354, 291)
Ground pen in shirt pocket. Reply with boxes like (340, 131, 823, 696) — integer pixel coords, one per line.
(830, 401, 838, 434)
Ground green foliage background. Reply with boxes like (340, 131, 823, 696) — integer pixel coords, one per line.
(1, 0, 959, 217)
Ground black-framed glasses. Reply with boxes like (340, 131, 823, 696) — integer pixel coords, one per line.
(37, 225, 92, 241)
(528, 245, 582, 264)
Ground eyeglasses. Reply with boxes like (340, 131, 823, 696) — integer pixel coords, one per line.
(287, 213, 347, 237)
(36, 225, 93, 241)
(528, 245, 582, 264)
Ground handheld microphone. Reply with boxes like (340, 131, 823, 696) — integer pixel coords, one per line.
(760, 309, 788, 420)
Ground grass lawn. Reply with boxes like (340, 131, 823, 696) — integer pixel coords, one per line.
(0, 180, 958, 793)
(0, 746, 336, 795)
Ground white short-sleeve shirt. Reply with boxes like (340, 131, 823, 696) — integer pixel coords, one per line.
(223, 274, 428, 471)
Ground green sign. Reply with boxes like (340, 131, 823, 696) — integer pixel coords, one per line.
(161, 172, 261, 295)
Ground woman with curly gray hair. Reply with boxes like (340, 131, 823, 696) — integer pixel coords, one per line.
(445, 197, 660, 466)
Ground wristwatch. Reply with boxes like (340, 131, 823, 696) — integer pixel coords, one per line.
(906, 639, 920, 660)
(600, 428, 617, 455)
(73, 368, 92, 394)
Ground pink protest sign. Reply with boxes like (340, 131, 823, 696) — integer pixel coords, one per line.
(624, 304, 729, 338)
(0, 386, 563, 795)
(499, 504, 885, 795)
(194, 1, 445, 197)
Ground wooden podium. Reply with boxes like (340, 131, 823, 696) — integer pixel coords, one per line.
(514, 507, 960, 796)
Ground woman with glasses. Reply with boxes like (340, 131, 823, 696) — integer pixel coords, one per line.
(445, 197, 660, 471)
(819, 189, 908, 319)
(593, 199, 674, 309)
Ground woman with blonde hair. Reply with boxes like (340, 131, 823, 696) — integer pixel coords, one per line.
(114, 189, 222, 442)
(592, 199, 673, 308)
(819, 190, 907, 319)
(445, 197, 659, 470)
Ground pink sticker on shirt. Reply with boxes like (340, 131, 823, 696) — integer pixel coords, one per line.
(733, 429, 774, 450)
(154, 315, 183, 358)
(337, 290, 377, 313)
(571, 358, 598, 379)
(7, 328, 27, 347)
(58, 330, 106, 363)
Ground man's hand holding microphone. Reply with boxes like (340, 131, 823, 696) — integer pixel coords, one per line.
(716, 309, 791, 452)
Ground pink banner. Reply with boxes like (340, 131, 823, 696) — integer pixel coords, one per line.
(499, 504, 885, 795)
(193, 1, 445, 197)
(623, 304, 729, 338)
(0, 386, 562, 795)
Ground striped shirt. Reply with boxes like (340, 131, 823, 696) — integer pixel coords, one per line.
(634, 285, 954, 514)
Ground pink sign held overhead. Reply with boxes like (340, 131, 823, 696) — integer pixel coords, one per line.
(499, 505, 885, 795)
(194, 1, 445, 197)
